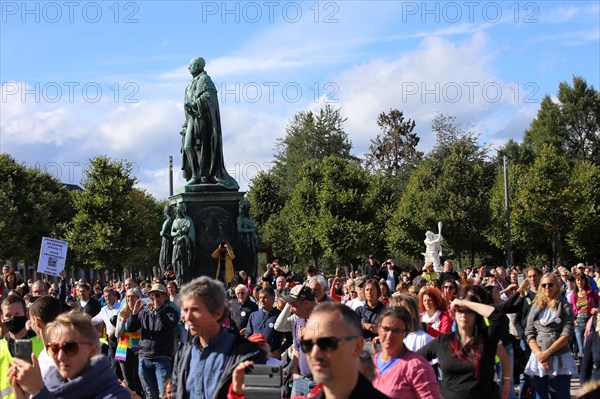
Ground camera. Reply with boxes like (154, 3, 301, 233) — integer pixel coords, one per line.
(245, 365, 282, 399)
(14, 340, 32, 364)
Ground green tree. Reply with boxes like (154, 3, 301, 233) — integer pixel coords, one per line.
(486, 160, 530, 264)
(121, 189, 164, 273)
(66, 156, 137, 273)
(316, 156, 375, 266)
(512, 145, 573, 266)
(388, 115, 494, 267)
(272, 105, 353, 195)
(0, 154, 73, 266)
(246, 171, 285, 238)
(565, 160, 600, 262)
(523, 76, 600, 164)
(364, 109, 423, 182)
(284, 160, 324, 266)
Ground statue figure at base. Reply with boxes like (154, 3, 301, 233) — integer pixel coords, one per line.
(180, 56, 239, 190)
(158, 205, 174, 275)
(171, 203, 196, 286)
(423, 222, 443, 273)
(236, 199, 258, 277)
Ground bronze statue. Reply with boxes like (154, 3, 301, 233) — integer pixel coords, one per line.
(158, 205, 174, 274)
(236, 200, 258, 277)
(171, 203, 195, 286)
(180, 56, 239, 190)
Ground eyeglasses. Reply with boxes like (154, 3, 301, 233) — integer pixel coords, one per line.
(46, 341, 94, 357)
(300, 336, 358, 353)
(442, 286, 455, 290)
(150, 293, 163, 298)
(541, 283, 554, 288)
(379, 326, 406, 335)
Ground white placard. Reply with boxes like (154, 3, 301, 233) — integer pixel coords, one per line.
(37, 237, 68, 276)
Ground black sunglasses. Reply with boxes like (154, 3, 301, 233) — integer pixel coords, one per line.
(541, 283, 554, 288)
(46, 341, 94, 357)
(300, 336, 357, 353)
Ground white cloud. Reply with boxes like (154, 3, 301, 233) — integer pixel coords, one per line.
(97, 100, 181, 157)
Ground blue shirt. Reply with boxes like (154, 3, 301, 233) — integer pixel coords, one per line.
(185, 328, 236, 399)
(244, 308, 290, 353)
(589, 276, 599, 292)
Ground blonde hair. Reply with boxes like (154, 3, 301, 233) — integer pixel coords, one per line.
(533, 273, 561, 310)
(122, 288, 142, 312)
(45, 310, 98, 343)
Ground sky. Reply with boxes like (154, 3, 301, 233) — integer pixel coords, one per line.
(1, 0, 599, 200)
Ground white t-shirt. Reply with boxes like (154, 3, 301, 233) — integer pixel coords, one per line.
(345, 298, 365, 311)
(404, 330, 434, 352)
(38, 347, 56, 378)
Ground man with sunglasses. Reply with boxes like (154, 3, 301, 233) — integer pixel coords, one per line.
(127, 283, 180, 399)
(227, 302, 391, 399)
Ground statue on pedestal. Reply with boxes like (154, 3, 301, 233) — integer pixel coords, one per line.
(423, 222, 443, 273)
(180, 56, 239, 190)
(171, 203, 195, 286)
(236, 200, 258, 277)
(158, 205, 174, 275)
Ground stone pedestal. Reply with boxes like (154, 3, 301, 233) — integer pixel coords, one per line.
(169, 190, 245, 282)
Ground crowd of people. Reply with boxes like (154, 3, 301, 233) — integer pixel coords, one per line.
(2, 258, 600, 399)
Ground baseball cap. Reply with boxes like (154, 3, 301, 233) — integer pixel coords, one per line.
(355, 277, 367, 288)
(281, 285, 315, 303)
(368, 254, 375, 259)
(148, 283, 167, 295)
(247, 333, 267, 343)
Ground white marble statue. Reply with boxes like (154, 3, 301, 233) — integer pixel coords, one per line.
(423, 222, 443, 273)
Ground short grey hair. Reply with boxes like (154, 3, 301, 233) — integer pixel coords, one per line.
(181, 276, 227, 321)
(309, 275, 327, 289)
(235, 284, 248, 294)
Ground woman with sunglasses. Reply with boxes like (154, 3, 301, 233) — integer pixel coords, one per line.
(570, 272, 599, 361)
(8, 310, 130, 398)
(524, 273, 577, 398)
(441, 280, 458, 313)
(419, 287, 452, 338)
(418, 286, 508, 399)
(372, 306, 441, 399)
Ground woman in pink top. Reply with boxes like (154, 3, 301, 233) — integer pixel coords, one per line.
(372, 306, 442, 399)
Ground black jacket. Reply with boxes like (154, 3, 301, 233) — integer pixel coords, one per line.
(81, 297, 102, 318)
(126, 304, 180, 358)
(229, 298, 258, 334)
(581, 325, 600, 384)
(310, 374, 391, 399)
(172, 333, 266, 399)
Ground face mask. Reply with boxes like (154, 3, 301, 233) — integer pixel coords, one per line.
(3, 315, 27, 333)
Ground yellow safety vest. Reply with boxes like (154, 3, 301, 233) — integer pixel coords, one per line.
(31, 336, 44, 357)
(0, 338, 15, 399)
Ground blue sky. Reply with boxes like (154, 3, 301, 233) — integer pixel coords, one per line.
(1, 0, 598, 200)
